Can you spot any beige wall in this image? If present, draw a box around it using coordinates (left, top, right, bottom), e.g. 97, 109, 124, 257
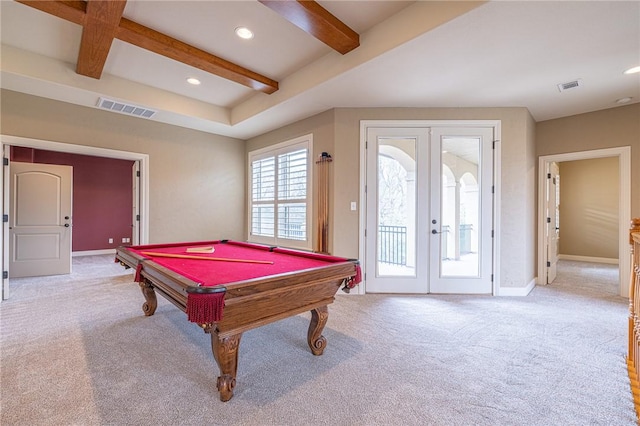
536, 103, 640, 219
558, 157, 619, 259
1, 89, 246, 243
248, 107, 538, 290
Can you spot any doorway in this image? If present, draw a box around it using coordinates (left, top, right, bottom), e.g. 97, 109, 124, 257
1, 134, 150, 300
362, 121, 497, 294
537, 147, 631, 297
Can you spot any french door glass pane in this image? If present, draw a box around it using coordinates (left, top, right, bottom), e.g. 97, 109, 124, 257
440, 137, 480, 277
377, 137, 416, 277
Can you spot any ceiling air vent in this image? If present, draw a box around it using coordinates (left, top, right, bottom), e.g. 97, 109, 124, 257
97, 97, 157, 119
557, 79, 583, 92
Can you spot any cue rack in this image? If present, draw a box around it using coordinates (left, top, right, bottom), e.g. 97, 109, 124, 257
316, 152, 332, 254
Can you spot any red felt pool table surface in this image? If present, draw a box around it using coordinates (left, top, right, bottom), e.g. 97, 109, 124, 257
115, 240, 360, 402
126, 239, 354, 287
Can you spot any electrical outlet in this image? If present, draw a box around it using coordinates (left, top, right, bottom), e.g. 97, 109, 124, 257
122, 237, 127, 243
108, 238, 113, 244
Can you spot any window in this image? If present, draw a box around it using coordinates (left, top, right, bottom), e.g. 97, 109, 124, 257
248, 135, 312, 249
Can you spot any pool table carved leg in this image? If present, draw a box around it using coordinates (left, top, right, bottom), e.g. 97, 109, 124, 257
308, 305, 329, 355
138, 280, 157, 316
207, 328, 242, 402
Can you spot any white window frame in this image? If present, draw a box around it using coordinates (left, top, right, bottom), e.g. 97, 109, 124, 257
248, 134, 313, 250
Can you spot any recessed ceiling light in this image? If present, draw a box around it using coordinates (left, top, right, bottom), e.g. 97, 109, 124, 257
624, 66, 640, 75
186, 77, 201, 85
616, 97, 633, 104
235, 26, 254, 40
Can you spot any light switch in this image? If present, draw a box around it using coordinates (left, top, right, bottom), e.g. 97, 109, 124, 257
350, 202, 357, 211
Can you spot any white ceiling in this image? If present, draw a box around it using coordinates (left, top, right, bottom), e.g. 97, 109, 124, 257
1, 1, 639, 140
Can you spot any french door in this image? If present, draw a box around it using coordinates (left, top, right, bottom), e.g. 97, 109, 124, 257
365, 125, 494, 294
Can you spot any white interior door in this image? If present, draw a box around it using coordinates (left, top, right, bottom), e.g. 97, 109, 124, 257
364, 125, 494, 294
546, 162, 560, 284
9, 162, 73, 278
428, 128, 494, 294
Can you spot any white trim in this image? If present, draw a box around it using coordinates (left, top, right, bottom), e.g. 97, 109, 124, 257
492, 125, 502, 296
558, 254, 619, 265
2, 145, 9, 300
537, 147, 631, 297
73, 249, 116, 257
498, 278, 536, 296
358, 120, 501, 295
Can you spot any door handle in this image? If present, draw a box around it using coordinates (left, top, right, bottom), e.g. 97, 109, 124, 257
432, 229, 443, 234
64, 224, 70, 228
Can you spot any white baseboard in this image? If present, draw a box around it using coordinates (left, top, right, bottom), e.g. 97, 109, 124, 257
498, 278, 536, 296
558, 254, 619, 265
72, 249, 116, 257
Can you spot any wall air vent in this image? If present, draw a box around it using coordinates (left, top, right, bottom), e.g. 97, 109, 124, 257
97, 97, 157, 119
557, 79, 583, 92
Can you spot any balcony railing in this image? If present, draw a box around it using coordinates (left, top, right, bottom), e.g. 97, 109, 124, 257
378, 223, 474, 265
378, 225, 407, 266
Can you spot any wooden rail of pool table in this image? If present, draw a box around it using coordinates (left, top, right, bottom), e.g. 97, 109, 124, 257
627, 218, 640, 420
115, 245, 358, 402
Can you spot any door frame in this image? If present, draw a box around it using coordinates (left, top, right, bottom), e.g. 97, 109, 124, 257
537, 147, 631, 297
1, 134, 150, 300
359, 120, 501, 295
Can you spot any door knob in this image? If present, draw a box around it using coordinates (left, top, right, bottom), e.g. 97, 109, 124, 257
64, 224, 70, 227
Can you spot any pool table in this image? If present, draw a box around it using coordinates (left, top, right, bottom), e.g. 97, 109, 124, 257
115, 240, 360, 401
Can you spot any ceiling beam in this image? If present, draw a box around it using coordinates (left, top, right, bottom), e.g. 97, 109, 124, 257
76, 0, 127, 79
259, 0, 359, 54
14, 0, 279, 94
117, 18, 278, 94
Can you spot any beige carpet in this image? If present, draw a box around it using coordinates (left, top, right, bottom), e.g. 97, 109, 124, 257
0, 256, 635, 425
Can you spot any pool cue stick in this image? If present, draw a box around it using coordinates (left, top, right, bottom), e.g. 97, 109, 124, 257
323, 156, 328, 252
318, 160, 324, 252
316, 156, 324, 252
321, 162, 327, 252
140, 251, 273, 264
316, 153, 332, 254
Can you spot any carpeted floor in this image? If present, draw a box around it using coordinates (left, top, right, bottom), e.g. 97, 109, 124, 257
0, 256, 635, 425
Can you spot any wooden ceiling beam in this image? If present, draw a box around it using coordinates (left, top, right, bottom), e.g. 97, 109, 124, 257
76, 0, 127, 79
116, 18, 278, 94
259, 0, 359, 54
14, 0, 279, 94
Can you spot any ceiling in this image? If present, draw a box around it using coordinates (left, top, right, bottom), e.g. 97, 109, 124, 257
1, 1, 639, 140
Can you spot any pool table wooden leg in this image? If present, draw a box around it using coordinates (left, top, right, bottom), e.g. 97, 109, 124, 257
209, 330, 242, 402
138, 280, 157, 316
308, 305, 329, 355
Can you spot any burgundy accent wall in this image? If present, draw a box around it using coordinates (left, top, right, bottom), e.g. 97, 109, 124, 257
10, 147, 134, 251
